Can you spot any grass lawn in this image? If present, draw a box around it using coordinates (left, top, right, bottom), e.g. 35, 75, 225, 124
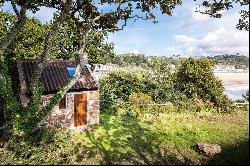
0, 110, 249, 165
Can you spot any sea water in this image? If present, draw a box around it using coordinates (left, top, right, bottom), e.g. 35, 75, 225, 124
224, 84, 249, 101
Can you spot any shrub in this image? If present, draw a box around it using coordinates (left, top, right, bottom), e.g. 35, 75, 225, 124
174, 58, 234, 111
2, 126, 73, 164
150, 102, 175, 114
242, 90, 249, 102
146, 58, 177, 103
128, 92, 155, 118
100, 67, 151, 113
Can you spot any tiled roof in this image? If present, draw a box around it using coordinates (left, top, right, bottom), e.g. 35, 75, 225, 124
17, 60, 98, 94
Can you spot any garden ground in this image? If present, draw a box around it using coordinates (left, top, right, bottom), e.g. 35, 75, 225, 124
0, 110, 249, 165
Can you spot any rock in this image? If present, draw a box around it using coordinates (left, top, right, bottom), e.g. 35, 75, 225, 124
197, 143, 221, 157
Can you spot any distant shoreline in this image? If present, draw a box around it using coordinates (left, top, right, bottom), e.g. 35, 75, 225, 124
214, 72, 249, 85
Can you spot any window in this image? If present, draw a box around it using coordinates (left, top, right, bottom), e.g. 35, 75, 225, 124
59, 95, 66, 109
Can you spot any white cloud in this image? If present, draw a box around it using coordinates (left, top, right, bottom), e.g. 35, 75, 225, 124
175, 35, 197, 43
131, 49, 140, 54
27, 7, 57, 23
174, 28, 249, 56
192, 7, 210, 22
106, 0, 248, 56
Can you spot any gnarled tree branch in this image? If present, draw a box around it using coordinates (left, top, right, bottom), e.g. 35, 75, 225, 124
0, 0, 29, 52
30, 0, 72, 88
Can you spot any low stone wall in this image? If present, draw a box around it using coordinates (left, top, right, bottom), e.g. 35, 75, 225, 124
40, 90, 100, 130
87, 91, 100, 125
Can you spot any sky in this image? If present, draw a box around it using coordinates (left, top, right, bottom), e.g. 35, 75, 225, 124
1, 0, 249, 57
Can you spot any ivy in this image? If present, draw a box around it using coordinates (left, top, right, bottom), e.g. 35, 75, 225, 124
0, 60, 22, 132
36, 89, 65, 124
19, 82, 44, 134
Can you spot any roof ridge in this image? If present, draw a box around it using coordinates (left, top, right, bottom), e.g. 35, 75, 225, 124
16, 60, 98, 95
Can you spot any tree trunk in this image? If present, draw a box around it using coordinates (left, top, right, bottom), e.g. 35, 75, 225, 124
0, 3, 28, 52
36, 64, 81, 122
30, 0, 72, 89
31, 27, 90, 130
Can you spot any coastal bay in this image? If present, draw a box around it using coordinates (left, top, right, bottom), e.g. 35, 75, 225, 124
214, 72, 249, 85
214, 72, 249, 100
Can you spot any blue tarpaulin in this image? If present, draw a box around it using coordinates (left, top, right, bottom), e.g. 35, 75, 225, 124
66, 67, 76, 77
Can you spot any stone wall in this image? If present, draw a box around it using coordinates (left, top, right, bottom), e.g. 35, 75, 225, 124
87, 91, 100, 125
40, 90, 100, 130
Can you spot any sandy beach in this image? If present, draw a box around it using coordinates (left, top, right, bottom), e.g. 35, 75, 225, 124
214, 72, 249, 85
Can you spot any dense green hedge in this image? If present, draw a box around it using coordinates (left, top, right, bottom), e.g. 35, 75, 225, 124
100, 58, 235, 115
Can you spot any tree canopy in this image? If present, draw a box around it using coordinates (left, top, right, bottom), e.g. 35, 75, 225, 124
195, 0, 249, 31
0, 0, 248, 134
174, 58, 234, 111
0, 11, 115, 73
0, 0, 184, 134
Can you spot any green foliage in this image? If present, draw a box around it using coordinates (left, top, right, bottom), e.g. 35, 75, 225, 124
197, 0, 249, 31
0, 111, 248, 165
237, 10, 249, 31
0, 59, 44, 134
0, 80, 44, 134
1, 126, 73, 165
52, 18, 115, 64
0, 11, 16, 38
86, 31, 115, 64
0, 11, 115, 64
100, 67, 151, 113
100, 57, 181, 114
128, 92, 155, 118
127, 92, 176, 118
239, 105, 249, 112
207, 54, 249, 69
243, 90, 249, 102
174, 58, 234, 112
6, 19, 48, 60
0, 0, 247, 138
0, 61, 21, 131
174, 96, 216, 113
129, 92, 154, 106
111, 54, 149, 67
100, 57, 237, 114
19, 82, 44, 134
0, 11, 116, 134
0, 11, 48, 61
147, 58, 177, 103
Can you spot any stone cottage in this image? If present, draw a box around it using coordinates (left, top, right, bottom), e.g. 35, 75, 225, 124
16, 60, 100, 130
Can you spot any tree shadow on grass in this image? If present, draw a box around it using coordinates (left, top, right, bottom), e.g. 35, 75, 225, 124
73, 114, 197, 165
206, 140, 249, 165
3, 126, 60, 161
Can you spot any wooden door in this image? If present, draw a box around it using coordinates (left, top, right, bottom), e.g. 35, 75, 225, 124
74, 94, 87, 126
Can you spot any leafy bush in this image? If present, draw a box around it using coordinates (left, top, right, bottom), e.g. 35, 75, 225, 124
100, 58, 236, 115
1, 126, 73, 165
242, 90, 249, 101
126, 92, 176, 119
100, 67, 151, 113
216, 95, 236, 112
147, 58, 178, 103
128, 92, 155, 118
174, 58, 234, 112
150, 102, 175, 114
